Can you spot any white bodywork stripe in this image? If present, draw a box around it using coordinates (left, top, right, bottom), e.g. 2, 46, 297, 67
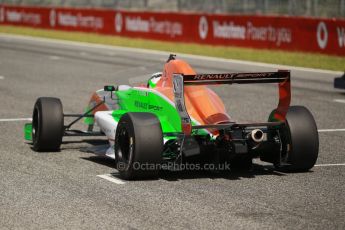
94, 111, 117, 141
94, 111, 117, 158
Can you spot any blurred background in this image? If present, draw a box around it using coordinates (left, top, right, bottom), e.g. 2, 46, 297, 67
1, 0, 344, 18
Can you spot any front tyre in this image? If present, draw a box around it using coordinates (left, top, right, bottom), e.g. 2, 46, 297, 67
32, 97, 64, 152
271, 106, 319, 172
115, 112, 163, 180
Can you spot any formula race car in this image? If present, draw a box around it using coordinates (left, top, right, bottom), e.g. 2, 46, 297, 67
24, 55, 319, 180
334, 72, 345, 90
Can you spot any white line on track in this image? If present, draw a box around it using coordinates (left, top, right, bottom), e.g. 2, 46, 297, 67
0, 76, 4, 80
0, 118, 32, 122
318, 129, 345, 132
315, 163, 345, 167
49, 55, 61, 60
97, 174, 126, 185
333, 99, 345, 104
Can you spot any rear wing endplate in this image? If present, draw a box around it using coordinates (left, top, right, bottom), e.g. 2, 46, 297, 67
173, 71, 291, 135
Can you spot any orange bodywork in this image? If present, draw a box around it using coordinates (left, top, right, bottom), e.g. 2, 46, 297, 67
86, 59, 231, 133
87, 92, 109, 113
155, 59, 231, 126
89, 60, 291, 133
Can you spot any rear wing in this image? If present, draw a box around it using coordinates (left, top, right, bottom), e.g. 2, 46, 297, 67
173, 70, 291, 135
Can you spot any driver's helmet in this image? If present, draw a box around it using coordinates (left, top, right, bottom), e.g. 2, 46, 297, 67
147, 72, 162, 88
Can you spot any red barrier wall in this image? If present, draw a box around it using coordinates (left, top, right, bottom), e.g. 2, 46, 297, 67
1, 5, 344, 56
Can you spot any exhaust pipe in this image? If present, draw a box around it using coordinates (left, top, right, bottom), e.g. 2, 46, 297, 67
249, 129, 265, 143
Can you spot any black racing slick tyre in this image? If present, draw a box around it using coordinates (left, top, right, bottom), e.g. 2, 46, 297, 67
115, 112, 163, 180
270, 106, 319, 172
32, 97, 64, 152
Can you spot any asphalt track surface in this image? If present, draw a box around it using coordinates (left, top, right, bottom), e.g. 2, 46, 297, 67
0, 34, 344, 229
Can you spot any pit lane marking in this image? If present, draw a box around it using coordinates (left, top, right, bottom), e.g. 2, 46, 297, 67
0, 118, 32, 122
333, 99, 345, 104
97, 174, 126, 185
314, 163, 345, 167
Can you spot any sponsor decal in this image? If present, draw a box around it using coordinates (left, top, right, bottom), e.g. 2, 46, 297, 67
126, 16, 149, 32
49, 9, 56, 27
0, 7, 4, 23
57, 12, 103, 29
211, 20, 291, 46
337, 27, 345, 48
198, 16, 208, 40
6, 10, 21, 22
134, 101, 147, 110
124, 15, 182, 37
213, 20, 246, 40
148, 104, 163, 111
192, 73, 275, 80
246, 22, 291, 46
317, 21, 328, 49
115, 12, 122, 33
5, 9, 41, 25
209, 19, 292, 46
193, 73, 234, 80
1, 5, 343, 56
134, 101, 162, 111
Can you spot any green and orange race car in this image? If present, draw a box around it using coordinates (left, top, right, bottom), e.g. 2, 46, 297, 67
24, 55, 319, 180
334, 72, 345, 90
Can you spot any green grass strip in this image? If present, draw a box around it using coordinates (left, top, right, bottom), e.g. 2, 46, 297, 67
0, 25, 344, 71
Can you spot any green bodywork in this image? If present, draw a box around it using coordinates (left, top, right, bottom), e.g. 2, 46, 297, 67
113, 88, 207, 135
87, 87, 208, 136
84, 106, 95, 125
24, 86, 208, 141
114, 89, 181, 133
24, 123, 32, 141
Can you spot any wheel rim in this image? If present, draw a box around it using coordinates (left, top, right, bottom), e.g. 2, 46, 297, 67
117, 127, 131, 164
32, 108, 39, 144
278, 124, 289, 163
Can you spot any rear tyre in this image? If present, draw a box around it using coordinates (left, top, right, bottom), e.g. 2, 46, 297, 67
32, 97, 64, 152
270, 106, 319, 172
115, 112, 163, 180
